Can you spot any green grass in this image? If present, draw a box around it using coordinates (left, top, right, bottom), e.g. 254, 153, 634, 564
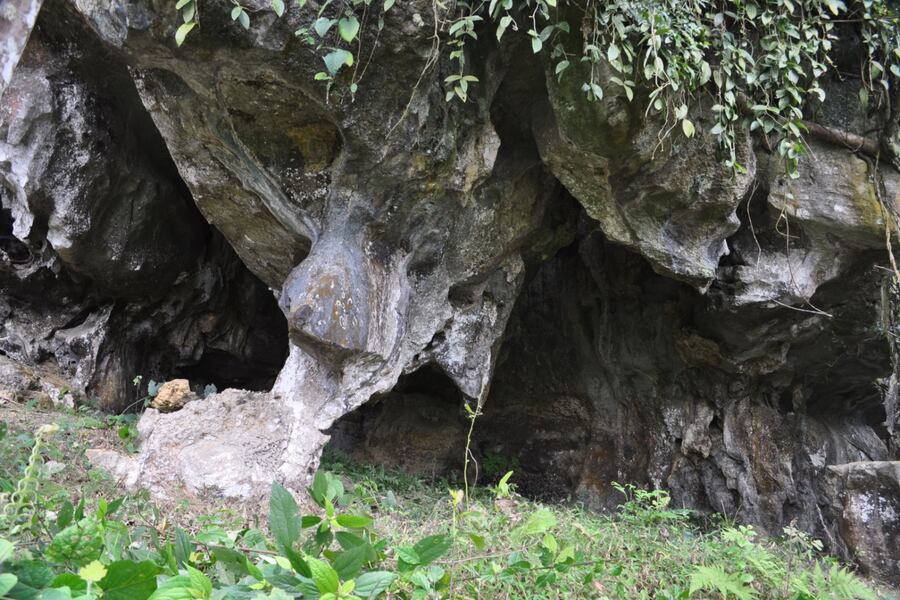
0, 407, 894, 599
319, 450, 886, 599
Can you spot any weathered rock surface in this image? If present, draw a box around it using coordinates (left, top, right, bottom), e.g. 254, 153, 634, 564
1, 0, 899, 584
88, 388, 295, 500
149, 378, 196, 412
825, 461, 900, 584
0, 7, 288, 410
0, 0, 42, 99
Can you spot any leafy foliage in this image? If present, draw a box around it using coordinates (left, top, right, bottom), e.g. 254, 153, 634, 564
459, 0, 900, 175
171, 0, 899, 176
0, 419, 884, 599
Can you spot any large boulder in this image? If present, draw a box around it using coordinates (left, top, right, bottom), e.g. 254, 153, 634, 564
825, 461, 900, 585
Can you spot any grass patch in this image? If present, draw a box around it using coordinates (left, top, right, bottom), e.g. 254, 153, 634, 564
0, 405, 894, 599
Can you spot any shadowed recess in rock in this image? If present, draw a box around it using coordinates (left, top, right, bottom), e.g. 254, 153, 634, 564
327, 363, 468, 477
0, 5, 291, 410
323, 226, 895, 568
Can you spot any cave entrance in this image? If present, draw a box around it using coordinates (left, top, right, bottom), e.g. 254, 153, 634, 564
169, 260, 290, 395
326, 363, 470, 478
324, 354, 594, 501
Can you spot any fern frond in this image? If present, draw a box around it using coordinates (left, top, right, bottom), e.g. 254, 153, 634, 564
689, 565, 756, 600
823, 565, 877, 600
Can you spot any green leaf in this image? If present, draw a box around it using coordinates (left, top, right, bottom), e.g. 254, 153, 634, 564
607, 43, 620, 62
301, 515, 322, 528
175, 0, 192, 9
98, 560, 160, 600
313, 17, 337, 38
174, 528, 192, 568
49, 574, 86, 595
306, 557, 339, 594
210, 547, 251, 578
519, 508, 557, 536
175, 22, 196, 47
0, 574, 17, 596
0, 539, 14, 563
271, 0, 285, 16
395, 546, 420, 565
230, 5, 242, 19
531, 36, 542, 53
187, 566, 212, 599
383, 0, 394, 10
682, 119, 696, 138
46, 518, 104, 566
338, 16, 360, 43
332, 545, 368, 580
323, 49, 352, 75
38, 588, 71, 600
238, 9, 250, 29
96, 498, 109, 519
78, 561, 106, 583
413, 535, 451, 565
7, 560, 53, 598
147, 585, 195, 600
335, 514, 374, 529
335, 531, 366, 550
326, 477, 344, 501
269, 482, 301, 552
284, 546, 311, 578
824, 0, 846, 15
496, 15, 512, 41
354, 571, 396, 598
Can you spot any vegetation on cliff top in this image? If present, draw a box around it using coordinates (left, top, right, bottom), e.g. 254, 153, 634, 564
173, 0, 900, 176
0, 406, 891, 599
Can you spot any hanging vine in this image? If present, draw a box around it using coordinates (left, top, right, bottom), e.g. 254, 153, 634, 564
172, 0, 899, 176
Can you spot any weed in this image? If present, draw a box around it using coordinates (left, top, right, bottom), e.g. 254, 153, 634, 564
0, 413, 885, 599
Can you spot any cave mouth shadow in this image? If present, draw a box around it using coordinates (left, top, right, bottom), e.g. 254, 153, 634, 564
326, 364, 470, 481
324, 357, 594, 502
160, 235, 291, 398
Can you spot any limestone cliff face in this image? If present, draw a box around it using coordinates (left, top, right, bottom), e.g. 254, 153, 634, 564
0, 0, 898, 584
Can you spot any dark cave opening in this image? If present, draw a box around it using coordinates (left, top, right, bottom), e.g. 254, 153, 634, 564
117, 226, 293, 403
0, 9, 293, 409
0, 208, 31, 264
322, 221, 897, 514
326, 363, 469, 478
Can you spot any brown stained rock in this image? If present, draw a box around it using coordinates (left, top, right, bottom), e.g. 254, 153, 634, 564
150, 379, 196, 413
